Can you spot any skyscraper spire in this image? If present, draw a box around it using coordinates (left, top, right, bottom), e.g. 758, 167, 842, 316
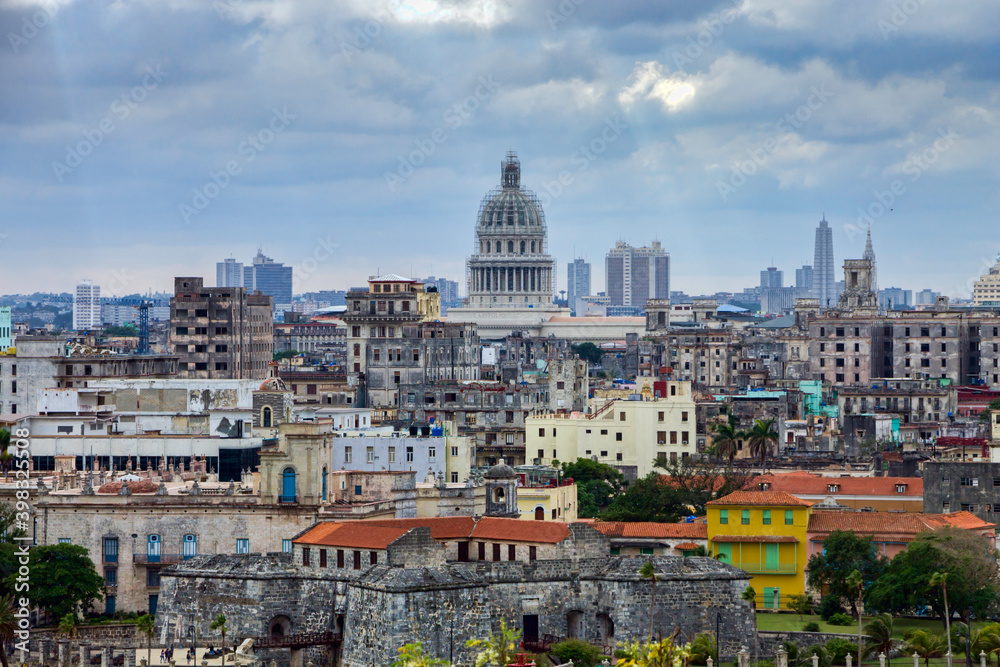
864, 224, 877, 295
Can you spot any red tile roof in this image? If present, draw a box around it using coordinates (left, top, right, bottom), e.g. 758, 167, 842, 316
808, 510, 996, 536
293, 522, 411, 549
471, 517, 570, 544
591, 521, 708, 539
752, 472, 923, 497
673, 542, 701, 550
361, 517, 476, 540
707, 490, 813, 507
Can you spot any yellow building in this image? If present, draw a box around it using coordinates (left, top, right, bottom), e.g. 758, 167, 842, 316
706, 490, 813, 610
526, 381, 697, 479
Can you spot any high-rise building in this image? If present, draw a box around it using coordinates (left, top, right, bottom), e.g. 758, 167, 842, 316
973, 256, 1000, 306
243, 249, 293, 318
605, 241, 669, 309
812, 216, 835, 310
795, 265, 814, 296
217, 258, 244, 288
880, 287, 912, 310
0, 307, 11, 352
170, 277, 273, 379
421, 276, 461, 309
759, 268, 795, 315
73, 280, 101, 330
567, 259, 591, 315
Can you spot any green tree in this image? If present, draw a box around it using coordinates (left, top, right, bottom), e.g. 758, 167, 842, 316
806, 531, 887, 617
600, 473, 691, 522
788, 594, 814, 621
57, 612, 77, 639
210, 613, 229, 664
136, 614, 155, 667
389, 643, 450, 667
866, 529, 999, 626
905, 630, 946, 667
104, 324, 139, 337
863, 613, 895, 665
709, 415, 745, 467
0, 594, 16, 667
0, 503, 27, 598
571, 342, 603, 366
466, 618, 521, 667
9, 544, 104, 620
561, 458, 624, 518
846, 570, 864, 667
688, 633, 718, 666
0, 429, 10, 479
639, 560, 658, 639
551, 639, 601, 667
273, 350, 299, 362
746, 418, 778, 467
979, 398, 1000, 423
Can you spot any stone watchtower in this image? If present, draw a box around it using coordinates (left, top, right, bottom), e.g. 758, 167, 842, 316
484, 459, 520, 518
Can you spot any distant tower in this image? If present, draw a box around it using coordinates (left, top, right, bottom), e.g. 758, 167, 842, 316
73, 280, 101, 330
567, 258, 591, 314
863, 225, 877, 295
484, 459, 519, 518
812, 216, 835, 310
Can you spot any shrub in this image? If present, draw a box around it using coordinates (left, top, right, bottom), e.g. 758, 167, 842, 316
827, 613, 853, 627
803, 622, 821, 632
824, 638, 858, 665
818, 595, 846, 621
551, 640, 602, 667
688, 633, 718, 665
802, 645, 830, 667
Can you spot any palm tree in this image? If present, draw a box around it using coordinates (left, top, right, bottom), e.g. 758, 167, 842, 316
952, 623, 1000, 667
847, 569, 864, 667
930, 572, 952, 660
864, 613, 895, 665
0, 428, 10, 480
210, 613, 229, 664
746, 418, 778, 468
710, 416, 744, 468
639, 560, 658, 640
58, 613, 78, 640
905, 630, 945, 667
136, 614, 155, 667
0, 594, 17, 667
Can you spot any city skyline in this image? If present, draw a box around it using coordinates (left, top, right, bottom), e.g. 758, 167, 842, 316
1, 2, 997, 299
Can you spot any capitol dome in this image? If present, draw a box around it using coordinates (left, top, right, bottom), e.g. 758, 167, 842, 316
465, 152, 556, 308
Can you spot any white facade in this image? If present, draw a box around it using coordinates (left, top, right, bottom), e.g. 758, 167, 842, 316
217, 258, 244, 288
73, 280, 101, 330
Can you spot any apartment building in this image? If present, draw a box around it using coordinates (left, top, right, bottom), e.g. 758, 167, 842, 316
170, 277, 274, 380
527, 381, 697, 480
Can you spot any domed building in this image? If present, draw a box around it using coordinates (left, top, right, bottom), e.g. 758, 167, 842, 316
448, 152, 570, 337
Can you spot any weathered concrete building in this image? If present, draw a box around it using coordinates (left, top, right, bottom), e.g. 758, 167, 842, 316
922, 461, 1000, 524
155, 516, 754, 667
170, 277, 274, 380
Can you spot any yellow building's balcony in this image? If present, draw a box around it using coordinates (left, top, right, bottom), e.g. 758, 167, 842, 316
732, 562, 798, 575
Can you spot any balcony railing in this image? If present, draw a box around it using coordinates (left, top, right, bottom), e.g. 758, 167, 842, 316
278, 495, 297, 504
132, 553, 185, 565
733, 562, 797, 574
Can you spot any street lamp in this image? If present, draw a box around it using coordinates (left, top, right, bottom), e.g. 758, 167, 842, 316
716, 611, 722, 667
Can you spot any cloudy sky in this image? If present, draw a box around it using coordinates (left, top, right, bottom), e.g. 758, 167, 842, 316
1, 0, 997, 299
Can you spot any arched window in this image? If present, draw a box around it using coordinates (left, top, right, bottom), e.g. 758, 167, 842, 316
520, 241, 525, 254
494, 487, 505, 502
262, 406, 272, 428
507, 241, 514, 253
182, 534, 198, 559
281, 467, 296, 503
322, 467, 328, 502
495, 241, 501, 253
534, 506, 544, 521
531, 241, 536, 253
